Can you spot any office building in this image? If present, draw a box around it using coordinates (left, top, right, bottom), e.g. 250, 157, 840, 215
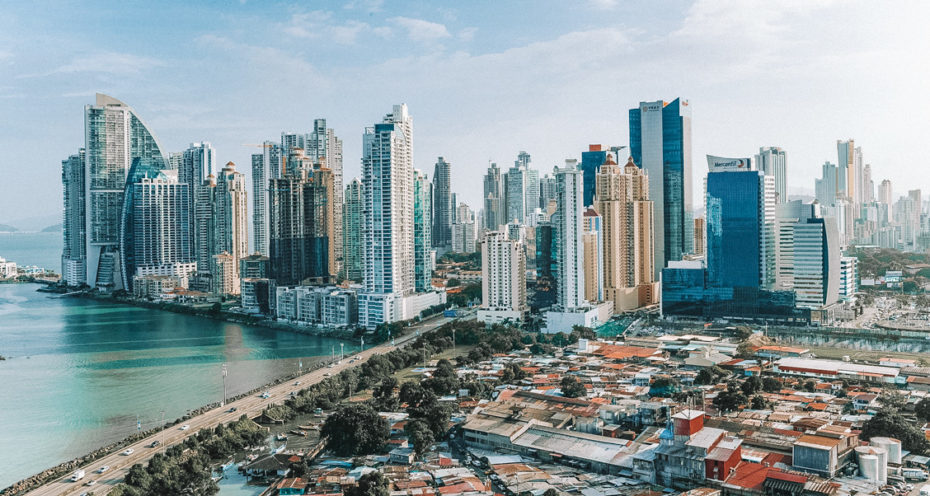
483, 162, 503, 232
693, 217, 705, 257
343, 178, 363, 282
61, 149, 86, 286
251, 141, 284, 256
815, 162, 838, 206
594, 156, 658, 311
82, 94, 170, 290
180, 142, 215, 265
629, 98, 692, 276
878, 179, 893, 223
839, 256, 858, 301
432, 157, 452, 248
193, 176, 215, 274
755, 146, 786, 204
478, 230, 527, 325
413, 170, 433, 292
538, 170, 558, 212
837, 139, 863, 205
775, 201, 841, 309
705, 162, 775, 290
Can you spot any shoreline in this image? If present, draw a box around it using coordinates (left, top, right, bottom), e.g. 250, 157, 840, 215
0, 349, 345, 496
35, 282, 364, 344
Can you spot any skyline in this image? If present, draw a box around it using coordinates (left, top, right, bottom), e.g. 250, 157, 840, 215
2, 1, 930, 226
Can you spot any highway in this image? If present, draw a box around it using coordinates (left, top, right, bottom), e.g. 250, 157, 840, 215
24, 310, 472, 496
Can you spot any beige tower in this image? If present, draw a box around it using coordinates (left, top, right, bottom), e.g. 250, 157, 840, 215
594, 156, 657, 311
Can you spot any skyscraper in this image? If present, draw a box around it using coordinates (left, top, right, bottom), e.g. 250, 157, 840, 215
268, 154, 334, 286
582, 208, 603, 303
538, 170, 558, 212
553, 166, 585, 310
477, 230, 527, 325
451, 203, 476, 254
815, 161, 838, 206
213, 161, 249, 287
61, 149, 86, 286
483, 162, 503, 232
580, 145, 622, 207
705, 164, 775, 290
594, 156, 657, 311
413, 170, 433, 292
775, 201, 841, 309
180, 142, 215, 271
837, 139, 862, 204
504, 152, 538, 225
431, 157, 452, 248
305, 119, 344, 270
343, 178, 364, 282
251, 141, 284, 256
83, 94, 170, 290
359, 104, 415, 328
629, 98, 692, 277
193, 175, 215, 275
121, 171, 194, 291
755, 146, 787, 204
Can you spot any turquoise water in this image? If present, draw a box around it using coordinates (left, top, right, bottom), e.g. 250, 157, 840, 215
0, 231, 62, 271
0, 283, 358, 489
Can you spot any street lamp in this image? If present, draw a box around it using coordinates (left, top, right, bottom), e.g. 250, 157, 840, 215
340, 343, 344, 362
221, 363, 228, 407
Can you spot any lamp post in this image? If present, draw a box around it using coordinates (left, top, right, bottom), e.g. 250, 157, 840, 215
221, 363, 228, 407
340, 343, 344, 362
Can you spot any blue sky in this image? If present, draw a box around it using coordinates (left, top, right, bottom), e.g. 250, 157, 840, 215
1, 0, 929, 228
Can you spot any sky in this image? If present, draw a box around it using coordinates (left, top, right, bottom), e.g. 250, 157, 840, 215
1, 0, 929, 229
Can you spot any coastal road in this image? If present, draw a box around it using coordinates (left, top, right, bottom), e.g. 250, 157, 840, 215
25, 310, 474, 496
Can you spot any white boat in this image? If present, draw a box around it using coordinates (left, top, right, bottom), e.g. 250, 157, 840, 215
272, 444, 286, 454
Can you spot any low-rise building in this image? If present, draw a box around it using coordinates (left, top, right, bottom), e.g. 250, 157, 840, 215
276, 286, 357, 327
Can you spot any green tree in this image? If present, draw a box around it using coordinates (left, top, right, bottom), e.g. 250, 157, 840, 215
862, 407, 930, 454
802, 380, 816, 392
649, 377, 678, 398
750, 395, 771, 410
346, 471, 391, 496
373, 377, 400, 411
916, 398, 930, 421
761, 377, 781, 393
741, 376, 763, 396
713, 385, 748, 413
560, 376, 586, 398
321, 403, 389, 456
405, 419, 435, 458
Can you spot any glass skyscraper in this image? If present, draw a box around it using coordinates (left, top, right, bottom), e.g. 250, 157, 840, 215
629, 98, 692, 278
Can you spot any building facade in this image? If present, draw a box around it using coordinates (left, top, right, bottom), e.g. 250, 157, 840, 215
431, 157, 452, 249
413, 170, 433, 292
755, 146, 787, 204
629, 98, 693, 277
343, 178, 364, 281
61, 149, 86, 286
478, 230, 527, 324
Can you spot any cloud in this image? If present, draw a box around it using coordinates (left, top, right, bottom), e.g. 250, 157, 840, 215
282, 11, 370, 45
19, 51, 166, 78
588, 0, 618, 9
389, 16, 451, 42
343, 0, 383, 13
458, 27, 477, 42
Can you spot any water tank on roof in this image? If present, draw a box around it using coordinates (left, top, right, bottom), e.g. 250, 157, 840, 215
871, 437, 903, 465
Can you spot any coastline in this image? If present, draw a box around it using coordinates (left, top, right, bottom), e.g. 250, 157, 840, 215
35, 282, 364, 344
0, 349, 341, 496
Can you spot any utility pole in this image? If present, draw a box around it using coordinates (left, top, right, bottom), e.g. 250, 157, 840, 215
340, 343, 345, 362
221, 363, 228, 407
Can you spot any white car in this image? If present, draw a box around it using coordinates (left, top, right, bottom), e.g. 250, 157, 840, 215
294, 381, 301, 386
180, 424, 190, 431
122, 448, 134, 456
84, 480, 97, 486
97, 466, 109, 474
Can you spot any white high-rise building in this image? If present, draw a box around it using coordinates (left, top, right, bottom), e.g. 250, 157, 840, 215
755, 147, 787, 204
839, 256, 858, 301
478, 230, 527, 325
554, 166, 585, 310
359, 104, 416, 328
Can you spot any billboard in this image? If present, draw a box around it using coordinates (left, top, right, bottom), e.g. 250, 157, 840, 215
707, 155, 753, 172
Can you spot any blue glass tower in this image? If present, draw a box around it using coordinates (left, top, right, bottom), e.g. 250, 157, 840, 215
629, 98, 692, 277
706, 171, 763, 289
